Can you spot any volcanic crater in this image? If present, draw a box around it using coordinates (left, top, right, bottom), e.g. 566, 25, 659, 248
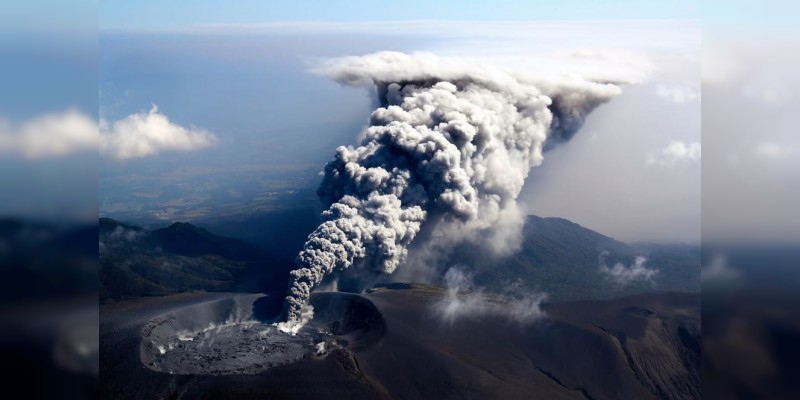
140, 292, 386, 375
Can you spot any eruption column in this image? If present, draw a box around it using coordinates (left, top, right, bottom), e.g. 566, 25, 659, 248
277, 52, 620, 334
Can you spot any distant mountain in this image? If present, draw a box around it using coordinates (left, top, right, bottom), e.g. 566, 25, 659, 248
100, 214, 699, 303
197, 207, 322, 262
99, 219, 292, 302
146, 222, 266, 262
457, 215, 699, 302
100, 217, 141, 235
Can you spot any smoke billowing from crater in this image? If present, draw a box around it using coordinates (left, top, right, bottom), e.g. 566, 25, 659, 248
277, 52, 620, 333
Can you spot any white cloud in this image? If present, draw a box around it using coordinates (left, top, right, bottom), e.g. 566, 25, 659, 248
100, 105, 217, 160
754, 141, 800, 159
655, 83, 699, 103
0, 109, 98, 159
647, 141, 701, 166
599, 256, 658, 285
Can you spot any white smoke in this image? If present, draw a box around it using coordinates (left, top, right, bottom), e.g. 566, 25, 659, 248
434, 267, 547, 325
275, 303, 314, 335
281, 52, 620, 331
599, 255, 658, 286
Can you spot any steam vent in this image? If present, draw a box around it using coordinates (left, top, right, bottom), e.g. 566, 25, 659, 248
140, 293, 385, 375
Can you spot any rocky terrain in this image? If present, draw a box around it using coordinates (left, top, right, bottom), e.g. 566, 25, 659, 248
100, 286, 699, 399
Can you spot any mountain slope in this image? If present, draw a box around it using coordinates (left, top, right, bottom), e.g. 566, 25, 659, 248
99, 219, 292, 301
100, 215, 699, 303
458, 215, 699, 302
0, 218, 98, 301
146, 222, 266, 261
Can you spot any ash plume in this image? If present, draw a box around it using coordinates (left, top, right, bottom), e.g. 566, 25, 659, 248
277, 52, 620, 333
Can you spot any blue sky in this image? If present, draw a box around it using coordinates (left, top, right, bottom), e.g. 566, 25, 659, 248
99, 0, 700, 30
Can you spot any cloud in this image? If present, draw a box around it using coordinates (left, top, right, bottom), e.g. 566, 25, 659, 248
0, 109, 98, 159
655, 83, 699, 103
599, 256, 658, 286
754, 141, 800, 159
100, 105, 217, 160
433, 267, 547, 325
0, 106, 217, 161
647, 141, 701, 166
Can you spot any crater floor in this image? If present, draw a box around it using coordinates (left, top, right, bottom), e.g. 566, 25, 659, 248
140, 292, 386, 375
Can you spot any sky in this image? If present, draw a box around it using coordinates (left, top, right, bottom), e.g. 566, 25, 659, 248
0, 2, 97, 221
99, 1, 700, 30
7, 1, 796, 244
93, 18, 702, 244
0, 1, 708, 241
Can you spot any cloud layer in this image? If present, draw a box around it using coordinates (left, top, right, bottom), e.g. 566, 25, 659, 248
100, 105, 217, 160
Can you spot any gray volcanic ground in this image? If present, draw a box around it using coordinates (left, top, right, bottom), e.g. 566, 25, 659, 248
140, 293, 384, 375
100, 286, 699, 400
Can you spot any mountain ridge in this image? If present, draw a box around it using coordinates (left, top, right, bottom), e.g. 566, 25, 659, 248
99, 214, 699, 303
99, 218, 291, 301
454, 215, 699, 302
